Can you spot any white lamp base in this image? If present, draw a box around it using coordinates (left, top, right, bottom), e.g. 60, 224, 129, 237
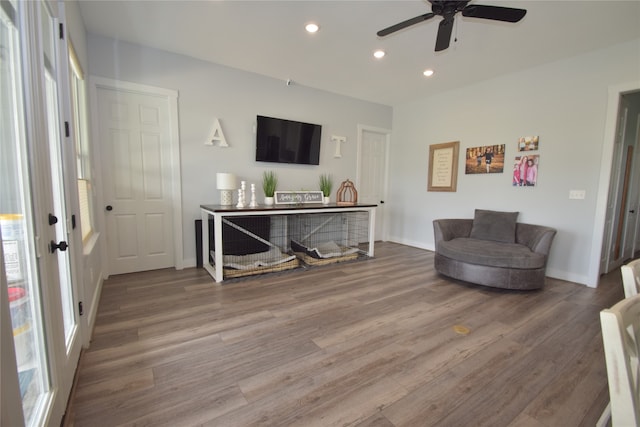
220, 189, 233, 206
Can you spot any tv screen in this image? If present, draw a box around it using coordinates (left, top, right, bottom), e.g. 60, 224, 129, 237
255, 115, 321, 165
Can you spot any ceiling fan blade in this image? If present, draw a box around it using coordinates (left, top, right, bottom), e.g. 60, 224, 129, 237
461, 5, 526, 23
435, 18, 454, 51
377, 13, 435, 37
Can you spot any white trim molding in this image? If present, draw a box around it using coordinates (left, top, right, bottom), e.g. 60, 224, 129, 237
591, 80, 640, 287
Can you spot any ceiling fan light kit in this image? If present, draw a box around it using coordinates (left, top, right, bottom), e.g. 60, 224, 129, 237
377, 0, 527, 52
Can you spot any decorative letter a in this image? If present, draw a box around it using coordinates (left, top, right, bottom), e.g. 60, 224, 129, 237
207, 118, 229, 147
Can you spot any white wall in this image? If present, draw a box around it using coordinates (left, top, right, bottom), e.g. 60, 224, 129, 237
389, 38, 640, 286
85, 34, 393, 267
64, 1, 88, 68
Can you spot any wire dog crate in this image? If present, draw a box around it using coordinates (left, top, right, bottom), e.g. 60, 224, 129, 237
207, 210, 372, 279
289, 211, 370, 266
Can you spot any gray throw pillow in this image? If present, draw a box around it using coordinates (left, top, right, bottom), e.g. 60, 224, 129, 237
469, 209, 519, 243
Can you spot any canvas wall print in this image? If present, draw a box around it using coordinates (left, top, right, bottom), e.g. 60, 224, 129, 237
465, 144, 505, 174
517, 136, 539, 152
513, 154, 539, 186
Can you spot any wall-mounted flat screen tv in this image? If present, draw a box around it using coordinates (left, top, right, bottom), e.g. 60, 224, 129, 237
255, 115, 322, 165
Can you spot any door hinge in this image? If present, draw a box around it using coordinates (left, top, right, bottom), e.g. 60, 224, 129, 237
71, 214, 76, 229
59, 23, 64, 40
78, 301, 84, 316
64, 121, 70, 137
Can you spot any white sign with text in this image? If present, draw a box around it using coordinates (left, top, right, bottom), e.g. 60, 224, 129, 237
275, 191, 324, 204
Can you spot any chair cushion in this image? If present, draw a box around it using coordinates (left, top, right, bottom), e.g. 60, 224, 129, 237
437, 237, 546, 269
470, 209, 519, 243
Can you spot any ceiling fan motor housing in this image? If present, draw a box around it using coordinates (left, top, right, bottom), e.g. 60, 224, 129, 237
430, 0, 470, 17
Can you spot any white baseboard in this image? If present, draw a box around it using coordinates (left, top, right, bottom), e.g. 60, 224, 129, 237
84, 273, 104, 348
545, 268, 593, 287
387, 237, 435, 252
182, 258, 197, 269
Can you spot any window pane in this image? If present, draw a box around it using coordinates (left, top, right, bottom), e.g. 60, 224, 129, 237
69, 42, 94, 241
77, 179, 91, 241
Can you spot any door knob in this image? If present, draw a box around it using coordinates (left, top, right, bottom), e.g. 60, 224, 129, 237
48, 213, 58, 225
630, 210, 636, 214
50, 240, 68, 253
105, 205, 113, 211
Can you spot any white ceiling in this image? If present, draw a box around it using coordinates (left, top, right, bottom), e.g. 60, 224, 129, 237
77, 0, 640, 106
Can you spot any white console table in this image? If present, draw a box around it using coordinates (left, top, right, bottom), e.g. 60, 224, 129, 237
200, 203, 376, 282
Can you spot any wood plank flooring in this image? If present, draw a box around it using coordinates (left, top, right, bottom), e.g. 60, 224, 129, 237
63, 242, 623, 426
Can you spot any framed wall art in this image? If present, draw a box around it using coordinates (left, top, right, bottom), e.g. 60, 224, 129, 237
513, 154, 539, 187
465, 144, 505, 174
428, 141, 459, 192
517, 136, 539, 152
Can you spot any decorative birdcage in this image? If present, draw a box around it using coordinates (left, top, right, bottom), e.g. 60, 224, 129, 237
336, 179, 358, 205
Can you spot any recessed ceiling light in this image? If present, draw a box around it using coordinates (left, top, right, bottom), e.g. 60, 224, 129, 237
423, 69, 435, 77
305, 23, 319, 33
373, 50, 386, 59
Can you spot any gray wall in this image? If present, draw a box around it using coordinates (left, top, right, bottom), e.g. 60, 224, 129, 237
85, 30, 640, 286
389, 38, 640, 286
86, 34, 393, 266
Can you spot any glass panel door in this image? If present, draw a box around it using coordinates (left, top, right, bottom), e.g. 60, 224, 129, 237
0, 1, 51, 425
44, 40, 76, 347
41, 2, 77, 354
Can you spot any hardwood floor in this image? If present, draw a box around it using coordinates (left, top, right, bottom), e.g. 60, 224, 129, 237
64, 242, 622, 426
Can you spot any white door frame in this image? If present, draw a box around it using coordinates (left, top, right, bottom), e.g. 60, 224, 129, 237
89, 77, 183, 278
356, 124, 391, 242
633, 118, 640, 256
620, 115, 640, 260
591, 80, 640, 286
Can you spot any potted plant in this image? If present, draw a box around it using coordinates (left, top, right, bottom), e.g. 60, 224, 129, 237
262, 170, 277, 205
319, 173, 333, 204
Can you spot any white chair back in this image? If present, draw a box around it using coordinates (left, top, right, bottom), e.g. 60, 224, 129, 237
621, 258, 640, 298
600, 293, 640, 426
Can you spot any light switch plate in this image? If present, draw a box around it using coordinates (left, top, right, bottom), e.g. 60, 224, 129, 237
569, 190, 586, 200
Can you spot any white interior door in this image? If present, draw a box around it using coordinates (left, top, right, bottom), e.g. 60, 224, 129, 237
602, 103, 626, 273
357, 125, 390, 241
97, 86, 176, 275
635, 132, 640, 255
621, 146, 638, 261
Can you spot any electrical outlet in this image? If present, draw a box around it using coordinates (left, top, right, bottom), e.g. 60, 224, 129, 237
569, 190, 586, 200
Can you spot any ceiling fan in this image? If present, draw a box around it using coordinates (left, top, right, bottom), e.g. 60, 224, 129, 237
377, 0, 527, 52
